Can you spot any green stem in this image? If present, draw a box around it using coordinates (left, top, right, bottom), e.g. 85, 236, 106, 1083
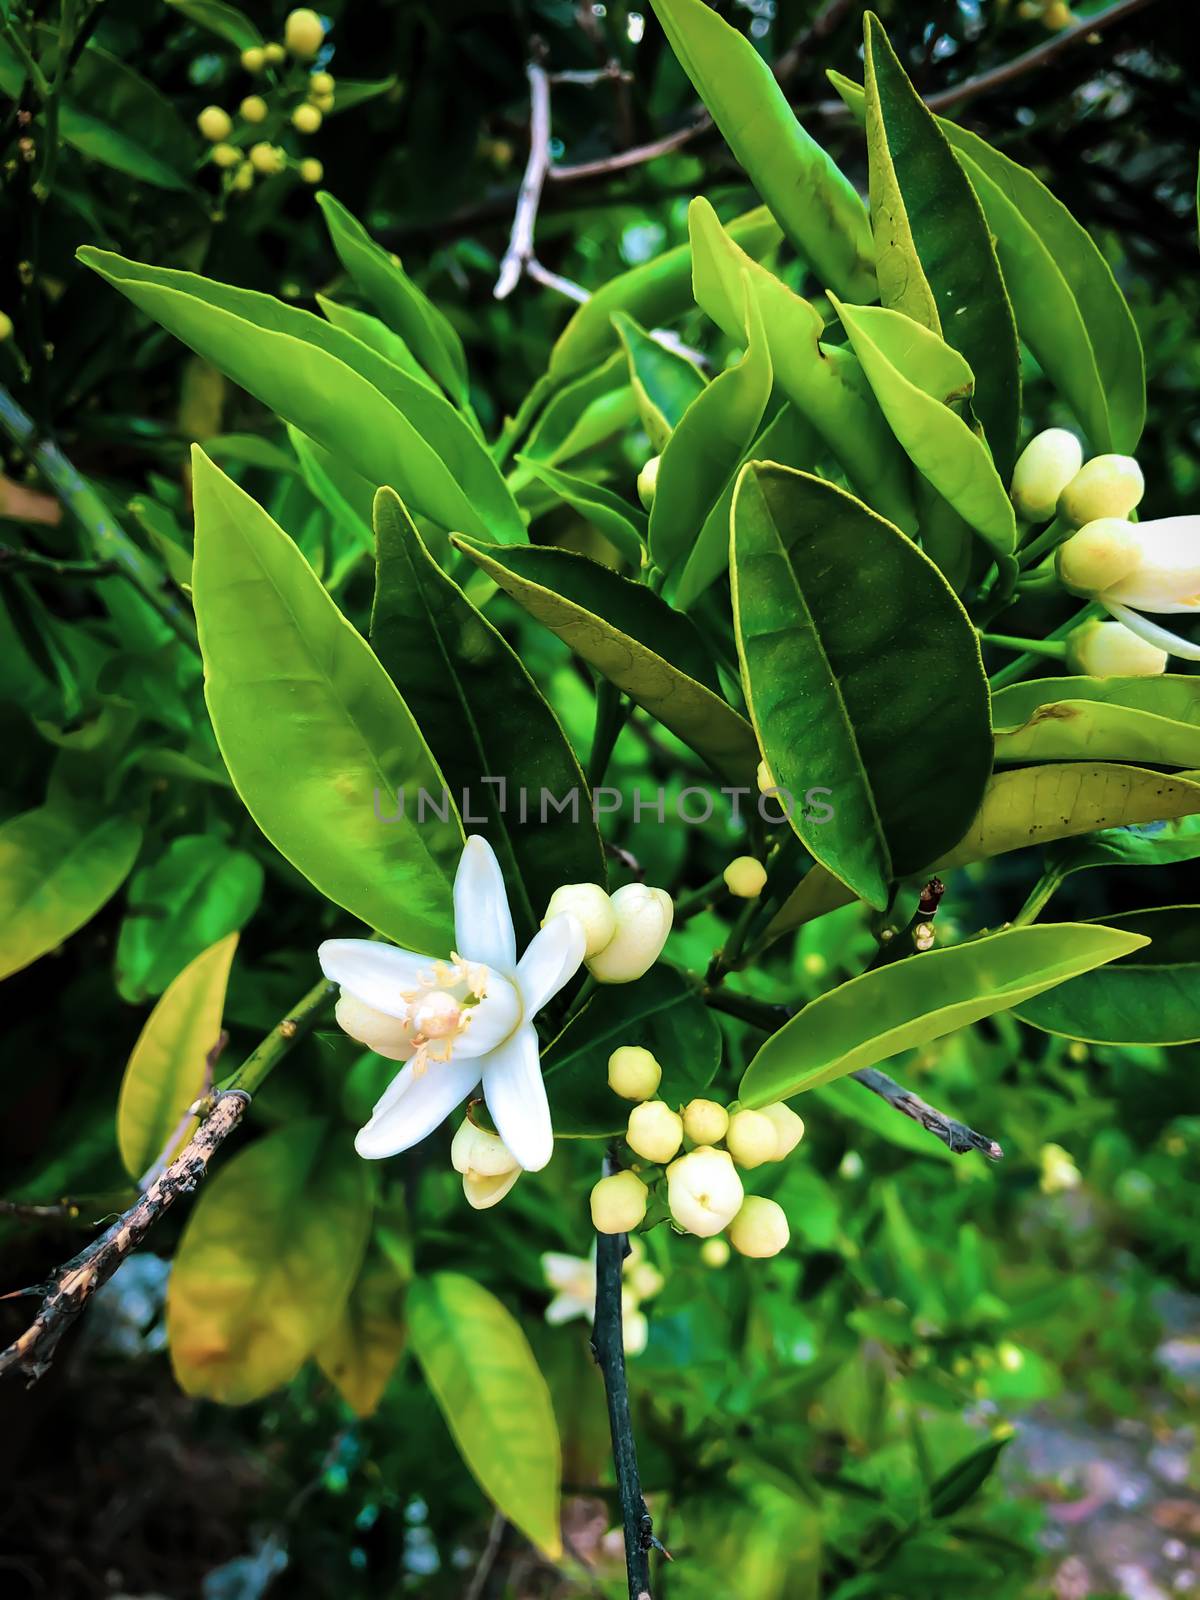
988, 603, 1100, 690
1013, 865, 1068, 927
673, 871, 729, 923
1018, 515, 1071, 569
492, 371, 556, 470
979, 632, 1067, 659
701, 986, 792, 1030
221, 976, 335, 1095
0, 544, 119, 579
706, 894, 760, 985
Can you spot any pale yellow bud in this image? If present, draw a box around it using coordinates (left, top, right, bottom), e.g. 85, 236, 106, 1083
241, 46, 266, 72
312, 90, 335, 111
240, 94, 268, 124
760, 1101, 805, 1160
1038, 1142, 1082, 1195
1009, 428, 1082, 521
590, 1170, 649, 1233
298, 157, 324, 184
627, 1260, 664, 1300
666, 1146, 743, 1236
637, 454, 660, 509
1042, 1, 1074, 29
249, 141, 284, 174
1058, 454, 1144, 528
232, 161, 255, 191
544, 882, 616, 959
756, 758, 774, 794
309, 70, 335, 96
1065, 618, 1166, 679
607, 1045, 662, 1102
0, 310, 12, 342
682, 1098, 728, 1146
1056, 517, 1141, 598
725, 1108, 779, 1169
263, 42, 287, 63
197, 105, 233, 142
624, 1309, 649, 1355
211, 142, 241, 168
729, 1196, 790, 1258
626, 1101, 684, 1164
451, 1120, 521, 1209
723, 855, 767, 898
285, 7, 326, 58
292, 101, 322, 133
700, 1236, 731, 1268
334, 993, 412, 1059
586, 883, 673, 983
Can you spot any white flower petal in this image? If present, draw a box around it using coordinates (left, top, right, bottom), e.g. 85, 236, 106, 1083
355, 1055, 480, 1160
451, 970, 523, 1060
516, 914, 586, 1016
542, 1252, 594, 1295
1105, 603, 1200, 661
463, 1167, 521, 1210
545, 1291, 594, 1326
482, 1023, 553, 1172
454, 835, 517, 974
319, 939, 431, 1019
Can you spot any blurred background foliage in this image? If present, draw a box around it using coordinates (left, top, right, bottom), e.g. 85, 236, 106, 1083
2, 1, 1200, 1597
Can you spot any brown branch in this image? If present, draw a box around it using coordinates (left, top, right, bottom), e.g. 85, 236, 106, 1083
851, 1068, 1003, 1160
0, 1090, 250, 1384
0, 1198, 87, 1225
136, 1029, 227, 1192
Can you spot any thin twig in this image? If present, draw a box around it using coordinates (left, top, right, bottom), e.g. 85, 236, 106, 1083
464, 1511, 509, 1600
851, 1068, 1003, 1160
495, 62, 553, 300
591, 1149, 658, 1599
526, 257, 589, 303
0, 1199, 86, 1224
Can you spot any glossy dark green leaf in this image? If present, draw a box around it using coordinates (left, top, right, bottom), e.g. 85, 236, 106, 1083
317, 192, 470, 407
613, 311, 707, 450
649, 289, 772, 576
191, 450, 461, 954
1014, 907, 1200, 1045
929, 1434, 1012, 1519
543, 967, 721, 1135
452, 538, 760, 783
408, 1273, 561, 1558
371, 489, 605, 943
1048, 815, 1200, 878
863, 16, 1020, 476
324, 77, 398, 114
165, 0, 262, 47
992, 676, 1200, 767
168, 1120, 373, 1404
650, 0, 875, 299
731, 464, 992, 908
688, 196, 916, 535
116, 834, 263, 1002
740, 922, 1147, 1104
516, 456, 646, 568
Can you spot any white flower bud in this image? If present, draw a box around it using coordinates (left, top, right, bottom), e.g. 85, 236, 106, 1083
1065, 618, 1167, 679
666, 1146, 743, 1236
723, 855, 767, 898
729, 1196, 790, 1258
544, 882, 616, 959
1056, 517, 1141, 598
756, 758, 774, 794
334, 992, 412, 1060
725, 1108, 779, 1170
637, 455, 660, 510
682, 1098, 728, 1146
451, 1120, 521, 1210
1057, 516, 1200, 613
608, 1045, 662, 1102
700, 1236, 730, 1268
627, 1260, 664, 1301
590, 1170, 649, 1233
760, 1102, 806, 1160
1010, 428, 1083, 522
626, 1101, 684, 1164
285, 7, 326, 58
197, 105, 233, 142
1058, 454, 1144, 527
586, 884, 673, 983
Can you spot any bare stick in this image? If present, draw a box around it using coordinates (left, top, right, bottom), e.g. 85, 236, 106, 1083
495, 62, 553, 300
526, 257, 589, 303
851, 1068, 1003, 1160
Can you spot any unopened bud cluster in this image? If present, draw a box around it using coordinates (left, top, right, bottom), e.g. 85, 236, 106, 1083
543, 881, 673, 984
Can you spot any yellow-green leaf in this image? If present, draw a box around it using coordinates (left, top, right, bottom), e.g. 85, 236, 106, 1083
992, 676, 1200, 767
315, 1239, 408, 1417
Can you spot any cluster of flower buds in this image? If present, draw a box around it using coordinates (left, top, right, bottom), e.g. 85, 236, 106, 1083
590, 1045, 804, 1261
195, 11, 332, 194
542, 881, 673, 984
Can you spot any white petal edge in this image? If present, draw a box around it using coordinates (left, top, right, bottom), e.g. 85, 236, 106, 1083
481, 1022, 553, 1172
542, 1252, 593, 1294
516, 913, 586, 1017
355, 1054, 480, 1159
545, 1291, 594, 1326
319, 938, 433, 1019
1104, 602, 1200, 661
453, 835, 517, 974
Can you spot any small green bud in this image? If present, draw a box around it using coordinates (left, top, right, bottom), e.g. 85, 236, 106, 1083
636, 454, 660, 510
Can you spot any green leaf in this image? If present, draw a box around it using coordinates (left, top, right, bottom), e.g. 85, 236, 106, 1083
191, 450, 461, 954
324, 77, 398, 114
316, 192, 470, 407
168, 1120, 373, 1404
452, 538, 760, 784
992, 675, 1200, 767
613, 311, 707, 450
317, 293, 436, 390
831, 299, 1017, 557
548, 206, 780, 384
862, 15, 1020, 476
1014, 906, 1200, 1045
740, 922, 1147, 1104
650, 0, 874, 300
288, 427, 376, 556
370, 490, 606, 944
688, 196, 916, 534
928, 1434, 1012, 1519
115, 834, 263, 1002
543, 966, 722, 1135
1048, 815, 1200, 878
0, 803, 142, 983
79, 248, 523, 542
408, 1272, 562, 1558
649, 288, 772, 577
128, 495, 194, 589
522, 351, 635, 467
315, 1238, 408, 1417
516, 456, 646, 568
116, 932, 238, 1181
731, 464, 992, 909
165, 0, 262, 48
